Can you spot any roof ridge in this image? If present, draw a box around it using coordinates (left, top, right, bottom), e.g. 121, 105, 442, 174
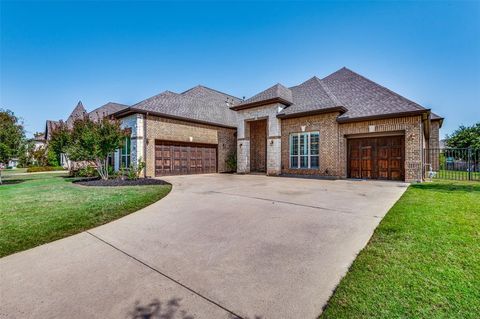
324, 67, 425, 110
316, 77, 342, 106
181, 85, 241, 101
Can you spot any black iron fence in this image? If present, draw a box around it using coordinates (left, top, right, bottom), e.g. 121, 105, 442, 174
423, 148, 480, 181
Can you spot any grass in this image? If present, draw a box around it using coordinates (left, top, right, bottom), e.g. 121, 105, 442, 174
0, 172, 171, 257
432, 169, 480, 181
321, 180, 480, 319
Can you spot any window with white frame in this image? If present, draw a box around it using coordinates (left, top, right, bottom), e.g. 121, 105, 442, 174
289, 132, 319, 169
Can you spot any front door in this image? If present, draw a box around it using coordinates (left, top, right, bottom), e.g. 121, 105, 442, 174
249, 120, 267, 172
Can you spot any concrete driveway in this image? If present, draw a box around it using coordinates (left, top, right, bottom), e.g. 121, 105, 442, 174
0, 174, 407, 319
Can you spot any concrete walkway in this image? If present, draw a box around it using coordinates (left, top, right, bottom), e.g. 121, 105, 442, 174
0, 174, 408, 319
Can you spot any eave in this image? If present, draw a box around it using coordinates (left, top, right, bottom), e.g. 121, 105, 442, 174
111, 107, 237, 129
336, 109, 430, 123
276, 106, 348, 119
230, 97, 293, 111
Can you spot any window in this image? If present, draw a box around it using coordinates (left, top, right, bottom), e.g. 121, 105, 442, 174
289, 132, 319, 169
121, 136, 131, 168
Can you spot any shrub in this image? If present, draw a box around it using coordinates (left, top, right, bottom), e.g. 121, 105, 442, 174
26, 166, 65, 173
226, 151, 237, 172
71, 165, 99, 178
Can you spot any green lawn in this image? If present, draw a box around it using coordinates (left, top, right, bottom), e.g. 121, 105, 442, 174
432, 169, 480, 181
0, 172, 171, 257
321, 181, 480, 319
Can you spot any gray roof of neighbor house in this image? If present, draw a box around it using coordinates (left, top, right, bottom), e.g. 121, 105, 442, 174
66, 101, 87, 127
127, 85, 242, 127
88, 102, 128, 122
45, 120, 60, 140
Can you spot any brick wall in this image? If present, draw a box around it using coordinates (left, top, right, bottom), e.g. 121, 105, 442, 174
280, 114, 424, 182
281, 112, 341, 176
429, 120, 440, 149
145, 115, 237, 177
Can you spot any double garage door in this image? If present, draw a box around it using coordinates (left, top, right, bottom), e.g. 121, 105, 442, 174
155, 141, 217, 176
348, 136, 405, 181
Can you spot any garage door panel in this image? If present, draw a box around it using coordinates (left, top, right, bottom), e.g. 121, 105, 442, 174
155, 141, 217, 176
348, 136, 404, 181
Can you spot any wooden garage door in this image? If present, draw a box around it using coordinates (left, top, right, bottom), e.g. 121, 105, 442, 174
348, 136, 404, 181
155, 141, 217, 176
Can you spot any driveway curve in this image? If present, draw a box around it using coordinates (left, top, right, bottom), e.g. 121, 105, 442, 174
0, 174, 407, 319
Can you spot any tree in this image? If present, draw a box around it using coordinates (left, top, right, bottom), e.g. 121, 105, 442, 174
49, 121, 72, 168
66, 117, 126, 180
445, 123, 480, 149
0, 109, 25, 184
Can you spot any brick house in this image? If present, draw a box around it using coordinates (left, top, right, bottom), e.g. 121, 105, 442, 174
111, 67, 443, 182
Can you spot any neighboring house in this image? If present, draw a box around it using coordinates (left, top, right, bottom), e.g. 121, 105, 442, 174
32, 133, 46, 151
111, 67, 443, 182
7, 158, 19, 169
44, 101, 128, 168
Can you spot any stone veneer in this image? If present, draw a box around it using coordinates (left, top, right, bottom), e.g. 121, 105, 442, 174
116, 113, 145, 171
236, 103, 283, 175
144, 115, 236, 177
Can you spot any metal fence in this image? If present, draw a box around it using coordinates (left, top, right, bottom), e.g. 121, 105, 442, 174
423, 148, 480, 181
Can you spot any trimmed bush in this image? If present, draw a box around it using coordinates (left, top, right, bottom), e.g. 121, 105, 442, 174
26, 166, 65, 173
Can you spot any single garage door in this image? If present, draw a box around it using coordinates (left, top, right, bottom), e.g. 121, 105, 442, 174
348, 136, 405, 181
155, 140, 217, 176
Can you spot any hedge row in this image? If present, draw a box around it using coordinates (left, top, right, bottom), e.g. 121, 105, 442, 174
26, 166, 65, 173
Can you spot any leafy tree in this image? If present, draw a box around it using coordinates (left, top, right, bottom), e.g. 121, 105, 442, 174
49, 121, 71, 168
66, 117, 126, 180
0, 109, 25, 184
445, 123, 480, 149
0, 109, 25, 165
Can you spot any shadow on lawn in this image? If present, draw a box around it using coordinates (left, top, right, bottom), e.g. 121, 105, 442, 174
411, 182, 480, 192
0, 179, 25, 185
127, 298, 263, 319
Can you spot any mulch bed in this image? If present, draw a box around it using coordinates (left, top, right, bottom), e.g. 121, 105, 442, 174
73, 178, 170, 187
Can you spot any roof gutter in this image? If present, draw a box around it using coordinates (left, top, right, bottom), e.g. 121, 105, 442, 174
276, 106, 348, 119
230, 97, 293, 111
111, 107, 237, 129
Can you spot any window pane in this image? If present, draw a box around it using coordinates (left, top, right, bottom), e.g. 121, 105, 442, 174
300, 156, 308, 168
300, 133, 308, 155
290, 135, 298, 155
310, 133, 319, 155
290, 156, 298, 168
311, 155, 319, 168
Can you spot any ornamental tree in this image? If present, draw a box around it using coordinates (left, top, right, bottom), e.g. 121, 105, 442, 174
66, 117, 127, 180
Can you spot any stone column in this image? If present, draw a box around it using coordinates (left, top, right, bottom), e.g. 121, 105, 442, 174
266, 112, 282, 175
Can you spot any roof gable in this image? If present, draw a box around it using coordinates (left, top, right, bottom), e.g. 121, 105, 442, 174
66, 101, 87, 126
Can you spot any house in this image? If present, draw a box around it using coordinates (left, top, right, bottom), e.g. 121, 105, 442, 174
111, 67, 443, 182
44, 101, 128, 167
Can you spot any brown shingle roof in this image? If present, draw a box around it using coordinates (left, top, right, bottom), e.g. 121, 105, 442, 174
130, 85, 241, 127
322, 68, 425, 120
88, 102, 128, 122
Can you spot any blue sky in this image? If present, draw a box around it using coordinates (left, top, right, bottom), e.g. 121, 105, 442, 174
1, 1, 479, 138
